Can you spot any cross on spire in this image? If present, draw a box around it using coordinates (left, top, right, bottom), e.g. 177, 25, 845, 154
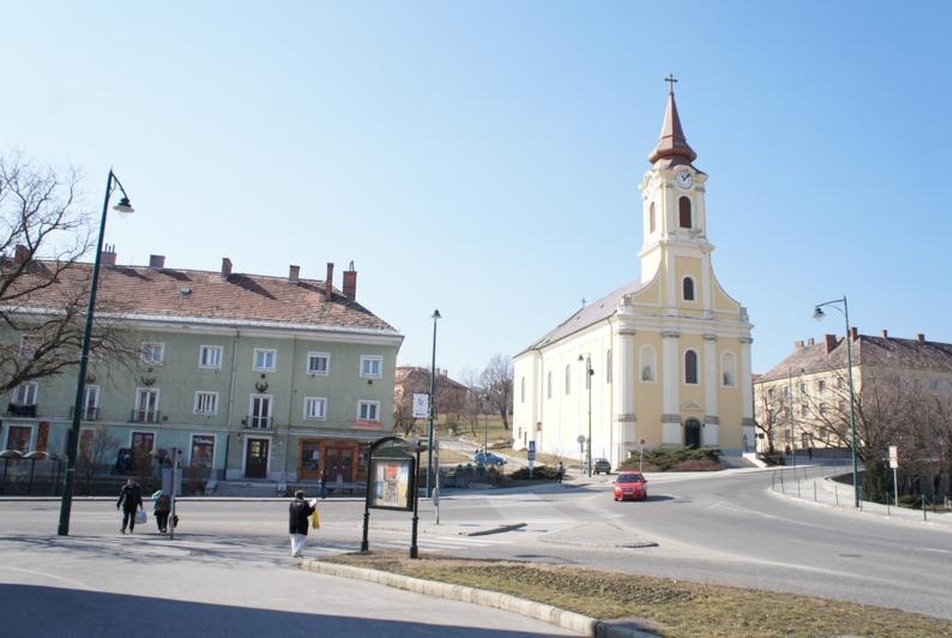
665, 73, 678, 95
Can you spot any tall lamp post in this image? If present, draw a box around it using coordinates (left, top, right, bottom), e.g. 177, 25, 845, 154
58, 169, 134, 536
578, 354, 593, 477
812, 295, 859, 508
426, 309, 441, 498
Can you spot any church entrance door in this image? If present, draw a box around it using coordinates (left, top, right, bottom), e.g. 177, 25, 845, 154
684, 419, 701, 449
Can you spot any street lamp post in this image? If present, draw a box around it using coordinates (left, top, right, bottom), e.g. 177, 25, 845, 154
813, 295, 859, 508
426, 309, 441, 498
578, 354, 593, 477
58, 169, 134, 536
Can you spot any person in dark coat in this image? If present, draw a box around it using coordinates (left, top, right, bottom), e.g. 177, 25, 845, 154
117, 478, 144, 534
288, 490, 316, 558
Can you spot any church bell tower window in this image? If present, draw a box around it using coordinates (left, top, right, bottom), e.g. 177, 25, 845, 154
679, 196, 692, 228
682, 277, 696, 301
649, 202, 656, 233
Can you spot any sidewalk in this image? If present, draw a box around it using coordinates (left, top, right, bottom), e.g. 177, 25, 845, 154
767, 463, 952, 528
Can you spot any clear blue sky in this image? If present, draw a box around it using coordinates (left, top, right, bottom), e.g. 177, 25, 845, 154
4, 1, 951, 379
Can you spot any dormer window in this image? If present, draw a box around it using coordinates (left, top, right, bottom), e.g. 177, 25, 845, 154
679, 196, 692, 228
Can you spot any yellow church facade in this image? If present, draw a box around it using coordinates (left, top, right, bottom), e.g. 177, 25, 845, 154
512, 85, 755, 467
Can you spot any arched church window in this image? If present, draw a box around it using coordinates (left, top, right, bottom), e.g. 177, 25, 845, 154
565, 365, 571, 395
684, 349, 699, 384
682, 277, 695, 301
639, 345, 656, 382
547, 371, 552, 399
649, 202, 656, 233
606, 349, 612, 383
721, 352, 736, 387
520, 377, 525, 403
679, 196, 692, 228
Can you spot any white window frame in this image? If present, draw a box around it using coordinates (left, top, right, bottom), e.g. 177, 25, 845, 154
141, 342, 165, 365
304, 396, 327, 420
135, 388, 160, 422
249, 394, 273, 429
307, 352, 330, 376
12, 381, 38, 405
83, 385, 100, 420
359, 355, 382, 379
358, 400, 380, 422
253, 348, 276, 372
199, 345, 223, 370
194, 391, 219, 415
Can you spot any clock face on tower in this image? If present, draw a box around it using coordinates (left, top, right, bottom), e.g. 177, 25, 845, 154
675, 170, 693, 189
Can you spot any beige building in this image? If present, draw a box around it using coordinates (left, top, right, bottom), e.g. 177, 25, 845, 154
512, 86, 754, 468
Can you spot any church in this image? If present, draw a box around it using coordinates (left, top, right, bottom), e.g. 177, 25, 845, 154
512, 82, 755, 468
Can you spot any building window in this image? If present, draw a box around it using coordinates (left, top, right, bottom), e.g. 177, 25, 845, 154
199, 345, 223, 369
358, 400, 380, 422
304, 397, 327, 420
253, 348, 276, 372
800, 404, 808, 417
11, 381, 38, 406
836, 377, 845, 390
649, 202, 656, 233
194, 391, 219, 415
19, 334, 39, 359
640, 345, 656, 383
520, 377, 525, 403
134, 388, 160, 423
565, 365, 571, 395
307, 352, 330, 375
721, 352, 736, 387
817, 380, 826, 392
141, 342, 165, 365
684, 350, 699, 385
547, 371, 553, 399
679, 196, 692, 228
360, 355, 382, 379
5, 425, 31, 452
606, 349, 612, 383
683, 277, 696, 301
768, 388, 775, 398
83, 385, 100, 420
249, 394, 272, 428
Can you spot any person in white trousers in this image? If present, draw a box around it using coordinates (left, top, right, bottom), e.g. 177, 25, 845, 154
288, 490, 316, 558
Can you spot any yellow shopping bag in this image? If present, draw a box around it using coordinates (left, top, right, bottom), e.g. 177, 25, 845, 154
311, 507, 320, 529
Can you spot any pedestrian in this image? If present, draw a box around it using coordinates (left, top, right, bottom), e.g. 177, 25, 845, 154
319, 470, 327, 499
288, 490, 316, 558
807, 446, 813, 461
117, 478, 144, 534
152, 489, 172, 534
555, 462, 565, 484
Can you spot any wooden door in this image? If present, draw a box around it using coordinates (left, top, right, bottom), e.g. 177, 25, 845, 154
245, 438, 269, 479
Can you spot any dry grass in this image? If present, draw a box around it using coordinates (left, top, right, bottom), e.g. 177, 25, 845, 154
321, 552, 952, 637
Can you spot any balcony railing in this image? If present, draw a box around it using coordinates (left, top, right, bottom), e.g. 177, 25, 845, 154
130, 409, 162, 423
69, 406, 100, 421
244, 415, 272, 430
7, 404, 37, 418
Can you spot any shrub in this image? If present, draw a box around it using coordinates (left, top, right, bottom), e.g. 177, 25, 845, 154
626, 446, 721, 472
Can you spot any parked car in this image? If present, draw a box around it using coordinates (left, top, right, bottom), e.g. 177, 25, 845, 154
587, 458, 611, 474
472, 451, 507, 466
613, 472, 648, 501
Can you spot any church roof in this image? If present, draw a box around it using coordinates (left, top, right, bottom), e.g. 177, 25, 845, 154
647, 83, 697, 167
522, 279, 647, 353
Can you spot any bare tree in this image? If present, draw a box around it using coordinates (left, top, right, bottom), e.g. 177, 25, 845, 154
0, 152, 136, 393
76, 423, 118, 493
480, 354, 513, 430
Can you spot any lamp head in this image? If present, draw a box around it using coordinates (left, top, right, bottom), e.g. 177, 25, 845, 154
432, 309, 441, 320
113, 197, 134, 214
812, 307, 825, 322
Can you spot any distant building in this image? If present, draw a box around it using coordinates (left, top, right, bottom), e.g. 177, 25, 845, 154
0, 250, 402, 488
512, 84, 754, 468
394, 366, 470, 433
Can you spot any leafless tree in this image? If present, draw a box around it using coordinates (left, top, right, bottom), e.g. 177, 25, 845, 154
76, 422, 118, 493
0, 152, 136, 393
480, 354, 513, 430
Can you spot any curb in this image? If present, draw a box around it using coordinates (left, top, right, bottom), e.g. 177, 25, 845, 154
301, 560, 659, 637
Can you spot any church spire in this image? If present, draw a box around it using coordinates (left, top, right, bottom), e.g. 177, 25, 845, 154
647, 74, 697, 166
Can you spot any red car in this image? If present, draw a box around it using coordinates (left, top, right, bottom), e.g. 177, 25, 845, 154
612, 472, 648, 501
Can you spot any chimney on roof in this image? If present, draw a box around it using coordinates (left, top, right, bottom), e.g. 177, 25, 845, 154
101, 244, 117, 267
149, 255, 165, 270
221, 257, 232, 281
795, 340, 804, 349
288, 265, 300, 284
325, 262, 334, 298
343, 261, 357, 300
808, 338, 815, 346
13, 244, 29, 264
824, 334, 838, 354
882, 329, 888, 338
918, 333, 925, 343
850, 326, 858, 342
